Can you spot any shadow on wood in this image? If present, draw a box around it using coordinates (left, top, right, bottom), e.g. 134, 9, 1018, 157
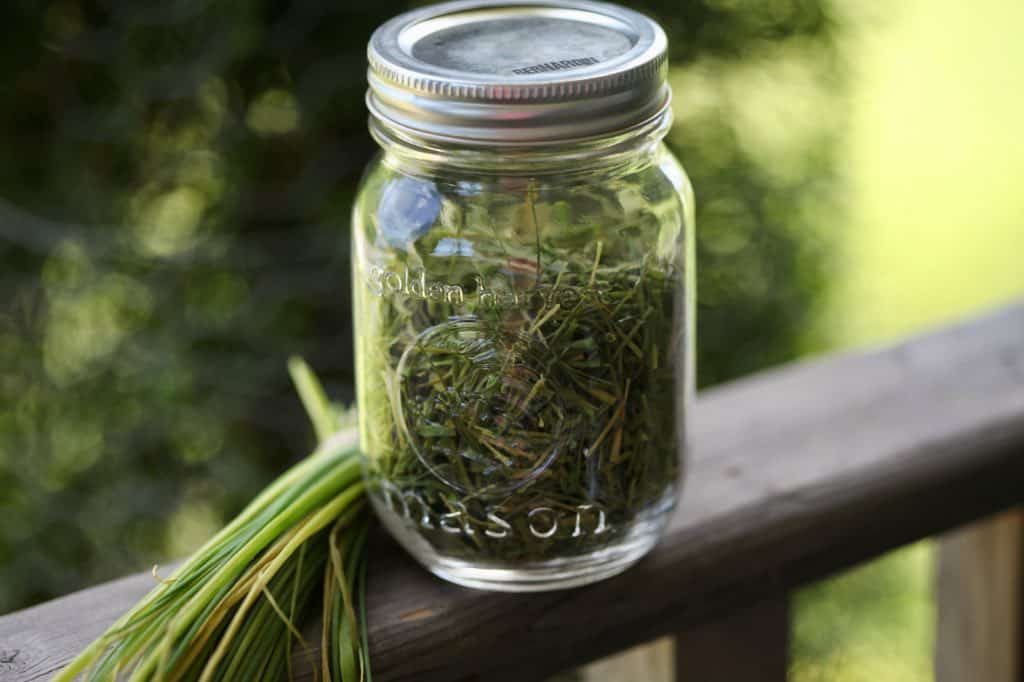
676, 597, 789, 682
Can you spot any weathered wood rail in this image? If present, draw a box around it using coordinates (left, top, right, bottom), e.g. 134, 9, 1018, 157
2, 303, 1023, 682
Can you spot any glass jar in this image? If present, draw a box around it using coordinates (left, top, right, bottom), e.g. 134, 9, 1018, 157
353, 0, 694, 591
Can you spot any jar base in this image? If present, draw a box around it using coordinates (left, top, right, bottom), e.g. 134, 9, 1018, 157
425, 534, 659, 592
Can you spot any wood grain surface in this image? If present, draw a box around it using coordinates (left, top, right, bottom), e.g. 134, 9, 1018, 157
935, 509, 1023, 682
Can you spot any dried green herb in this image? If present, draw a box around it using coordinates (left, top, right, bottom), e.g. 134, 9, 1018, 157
356, 175, 682, 564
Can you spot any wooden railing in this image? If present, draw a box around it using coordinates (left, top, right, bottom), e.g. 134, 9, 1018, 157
2, 303, 1023, 682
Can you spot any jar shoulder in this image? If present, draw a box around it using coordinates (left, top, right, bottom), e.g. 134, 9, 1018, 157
355, 144, 690, 201
353, 144, 691, 264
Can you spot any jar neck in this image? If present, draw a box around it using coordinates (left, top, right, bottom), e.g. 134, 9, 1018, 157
369, 106, 673, 178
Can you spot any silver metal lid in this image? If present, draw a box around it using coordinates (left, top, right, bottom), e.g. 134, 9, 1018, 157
367, 0, 670, 145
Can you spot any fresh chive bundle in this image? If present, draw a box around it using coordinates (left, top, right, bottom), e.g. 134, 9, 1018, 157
56, 359, 371, 682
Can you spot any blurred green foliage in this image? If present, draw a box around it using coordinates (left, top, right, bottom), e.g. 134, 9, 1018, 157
792, 543, 935, 682
0, 0, 841, 615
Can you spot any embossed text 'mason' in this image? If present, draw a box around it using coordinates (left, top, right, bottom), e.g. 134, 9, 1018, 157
376, 481, 609, 540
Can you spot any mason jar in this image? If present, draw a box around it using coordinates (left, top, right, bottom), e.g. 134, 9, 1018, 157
352, 0, 694, 591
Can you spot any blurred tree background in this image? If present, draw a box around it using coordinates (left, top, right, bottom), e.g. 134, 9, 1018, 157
1, 0, 1021, 680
